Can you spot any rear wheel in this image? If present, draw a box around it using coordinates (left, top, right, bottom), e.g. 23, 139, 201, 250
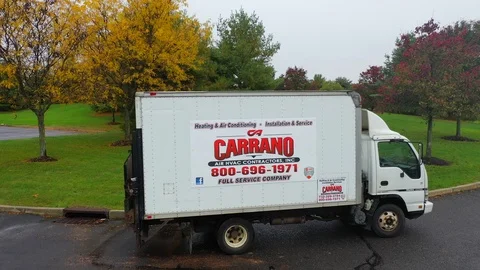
216, 218, 254, 255
372, 204, 405, 238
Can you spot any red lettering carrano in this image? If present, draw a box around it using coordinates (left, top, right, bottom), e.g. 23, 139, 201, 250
214, 137, 294, 161
322, 185, 343, 193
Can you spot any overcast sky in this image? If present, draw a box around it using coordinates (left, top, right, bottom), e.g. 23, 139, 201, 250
186, 0, 479, 82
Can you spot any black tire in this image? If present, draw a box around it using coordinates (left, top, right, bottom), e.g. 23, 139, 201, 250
216, 218, 255, 255
372, 204, 405, 238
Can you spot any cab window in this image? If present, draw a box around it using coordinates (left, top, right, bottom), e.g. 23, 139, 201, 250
378, 141, 420, 179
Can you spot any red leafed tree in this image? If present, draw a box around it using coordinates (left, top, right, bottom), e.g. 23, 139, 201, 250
359, 66, 384, 84
353, 66, 385, 111
443, 21, 480, 139
391, 19, 476, 161
282, 66, 309, 90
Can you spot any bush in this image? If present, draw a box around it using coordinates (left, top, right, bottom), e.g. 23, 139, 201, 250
90, 104, 115, 113
0, 103, 11, 112
0, 103, 28, 112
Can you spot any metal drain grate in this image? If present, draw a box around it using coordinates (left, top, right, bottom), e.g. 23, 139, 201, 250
53, 207, 110, 225
54, 217, 107, 225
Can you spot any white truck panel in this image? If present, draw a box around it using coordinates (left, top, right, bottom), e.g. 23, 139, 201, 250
139, 93, 359, 218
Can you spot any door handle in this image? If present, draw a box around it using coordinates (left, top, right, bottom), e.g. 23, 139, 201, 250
381, 181, 389, 186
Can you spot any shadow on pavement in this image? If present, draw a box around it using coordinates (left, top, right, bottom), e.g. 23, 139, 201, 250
89, 221, 371, 269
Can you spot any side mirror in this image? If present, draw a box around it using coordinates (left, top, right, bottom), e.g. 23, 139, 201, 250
413, 142, 423, 165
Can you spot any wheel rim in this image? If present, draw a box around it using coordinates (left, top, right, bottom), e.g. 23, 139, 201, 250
378, 211, 398, 232
224, 225, 248, 248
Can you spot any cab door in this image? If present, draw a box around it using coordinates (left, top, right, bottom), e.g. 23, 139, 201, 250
375, 140, 425, 212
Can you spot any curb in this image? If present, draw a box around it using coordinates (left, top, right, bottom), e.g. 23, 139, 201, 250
1, 182, 479, 219
429, 182, 480, 198
109, 210, 126, 220
0, 205, 64, 217
0, 205, 125, 220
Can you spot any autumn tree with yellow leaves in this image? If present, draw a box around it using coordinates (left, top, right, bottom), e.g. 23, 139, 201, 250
81, 0, 211, 141
0, 0, 87, 160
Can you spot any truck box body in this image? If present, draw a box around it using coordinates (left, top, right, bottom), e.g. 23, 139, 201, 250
135, 91, 362, 219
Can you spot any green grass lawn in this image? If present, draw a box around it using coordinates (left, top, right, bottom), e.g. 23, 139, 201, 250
0, 103, 128, 209
0, 104, 478, 209
379, 113, 480, 190
0, 103, 121, 131
0, 131, 128, 209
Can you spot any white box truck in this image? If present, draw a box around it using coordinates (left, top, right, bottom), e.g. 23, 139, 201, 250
123, 91, 433, 255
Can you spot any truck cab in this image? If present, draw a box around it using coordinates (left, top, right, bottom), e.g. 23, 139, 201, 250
360, 109, 433, 236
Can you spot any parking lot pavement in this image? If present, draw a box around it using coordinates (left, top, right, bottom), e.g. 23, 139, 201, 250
90, 220, 372, 269
0, 214, 124, 270
365, 189, 480, 270
0, 126, 78, 140
1, 189, 479, 269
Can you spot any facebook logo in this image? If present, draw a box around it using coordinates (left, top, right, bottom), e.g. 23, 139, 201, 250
195, 177, 204, 185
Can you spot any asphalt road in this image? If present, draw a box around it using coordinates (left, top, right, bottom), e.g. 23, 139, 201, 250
0, 126, 77, 140
1, 189, 479, 269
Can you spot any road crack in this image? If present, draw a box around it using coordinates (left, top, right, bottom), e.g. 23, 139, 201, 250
354, 233, 383, 270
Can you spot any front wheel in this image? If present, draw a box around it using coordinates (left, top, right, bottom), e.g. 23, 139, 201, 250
216, 218, 255, 255
371, 204, 405, 238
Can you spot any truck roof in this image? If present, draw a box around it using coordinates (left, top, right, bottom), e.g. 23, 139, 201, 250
136, 90, 356, 97
136, 90, 362, 108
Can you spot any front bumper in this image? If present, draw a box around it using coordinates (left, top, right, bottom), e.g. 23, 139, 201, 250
424, 201, 434, 214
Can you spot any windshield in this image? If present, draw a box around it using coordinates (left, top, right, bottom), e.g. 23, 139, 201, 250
378, 141, 420, 179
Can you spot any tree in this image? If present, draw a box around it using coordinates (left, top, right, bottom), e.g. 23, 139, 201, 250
391, 19, 464, 161
383, 33, 415, 80
308, 74, 326, 90
443, 20, 480, 139
282, 66, 309, 90
81, 0, 210, 140
192, 41, 220, 91
320, 81, 344, 91
359, 66, 384, 85
88, 83, 121, 124
335, 77, 353, 90
211, 8, 280, 90
354, 66, 385, 111
381, 33, 423, 115
274, 75, 285, 90
0, 0, 87, 160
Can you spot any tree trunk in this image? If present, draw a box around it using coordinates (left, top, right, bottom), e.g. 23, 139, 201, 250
426, 115, 433, 160
124, 107, 131, 141
36, 111, 47, 158
456, 117, 461, 138
112, 111, 116, 124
